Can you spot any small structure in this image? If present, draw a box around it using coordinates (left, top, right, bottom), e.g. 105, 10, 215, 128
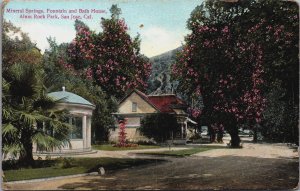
33, 87, 95, 154
110, 89, 197, 144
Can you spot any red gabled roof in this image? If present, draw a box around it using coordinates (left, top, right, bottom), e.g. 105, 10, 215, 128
148, 94, 187, 113
119, 89, 188, 113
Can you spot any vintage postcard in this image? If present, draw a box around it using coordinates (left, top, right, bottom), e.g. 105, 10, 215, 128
1, 0, 299, 190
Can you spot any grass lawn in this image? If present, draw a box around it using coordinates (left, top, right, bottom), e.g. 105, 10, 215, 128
92, 144, 161, 151
3, 157, 163, 182
138, 145, 227, 157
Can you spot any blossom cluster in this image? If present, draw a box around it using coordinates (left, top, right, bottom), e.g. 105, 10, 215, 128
67, 18, 151, 97
187, 107, 202, 118
240, 46, 266, 123
172, 23, 267, 125
57, 56, 77, 75
68, 26, 95, 60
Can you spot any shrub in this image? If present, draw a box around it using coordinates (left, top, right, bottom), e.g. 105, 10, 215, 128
113, 143, 138, 147
189, 133, 201, 140
136, 140, 157, 145
140, 113, 180, 142
45, 155, 51, 160
109, 140, 117, 145
58, 157, 75, 168
2, 158, 18, 170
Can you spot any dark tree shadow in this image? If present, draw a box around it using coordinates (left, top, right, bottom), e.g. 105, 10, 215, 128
58, 155, 299, 190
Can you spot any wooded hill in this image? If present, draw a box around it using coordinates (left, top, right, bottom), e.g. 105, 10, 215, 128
147, 46, 182, 95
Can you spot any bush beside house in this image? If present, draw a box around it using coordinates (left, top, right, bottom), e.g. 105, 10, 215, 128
140, 113, 180, 143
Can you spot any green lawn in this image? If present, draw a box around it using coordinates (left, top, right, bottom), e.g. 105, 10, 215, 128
92, 144, 161, 151
138, 145, 227, 157
3, 157, 163, 182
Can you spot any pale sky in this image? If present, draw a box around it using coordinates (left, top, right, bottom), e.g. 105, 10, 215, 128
4, 0, 203, 57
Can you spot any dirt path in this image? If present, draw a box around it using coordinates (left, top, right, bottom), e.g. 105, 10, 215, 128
4, 138, 299, 190
76, 147, 189, 159
194, 137, 298, 159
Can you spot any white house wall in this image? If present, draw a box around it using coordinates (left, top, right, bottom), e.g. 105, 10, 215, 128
109, 127, 148, 143
110, 92, 158, 143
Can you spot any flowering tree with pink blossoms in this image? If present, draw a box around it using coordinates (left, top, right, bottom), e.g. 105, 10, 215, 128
117, 118, 127, 147
171, 2, 264, 146
172, 1, 298, 146
173, 25, 265, 146
67, 6, 151, 98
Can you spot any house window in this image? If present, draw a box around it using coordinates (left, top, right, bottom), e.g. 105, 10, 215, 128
69, 116, 83, 139
132, 102, 137, 112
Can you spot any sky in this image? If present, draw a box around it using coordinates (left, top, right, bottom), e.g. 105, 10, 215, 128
4, 0, 203, 57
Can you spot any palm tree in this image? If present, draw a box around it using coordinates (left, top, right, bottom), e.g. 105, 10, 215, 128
2, 63, 72, 166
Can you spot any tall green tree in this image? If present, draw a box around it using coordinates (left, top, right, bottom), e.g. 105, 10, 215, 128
261, 81, 298, 144
2, 63, 72, 166
43, 38, 117, 143
2, 21, 42, 70
243, 0, 299, 144
2, 21, 72, 165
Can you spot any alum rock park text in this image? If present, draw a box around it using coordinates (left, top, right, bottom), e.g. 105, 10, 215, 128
6, 8, 106, 20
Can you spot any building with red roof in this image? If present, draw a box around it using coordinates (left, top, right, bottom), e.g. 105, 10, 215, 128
110, 89, 197, 144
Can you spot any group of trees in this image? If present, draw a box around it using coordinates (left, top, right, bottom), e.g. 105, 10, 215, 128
2, 21, 72, 165
2, 5, 151, 165
172, 0, 298, 146
43, 37, 118, 143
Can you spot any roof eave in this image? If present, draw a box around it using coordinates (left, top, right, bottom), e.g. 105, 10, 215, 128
56, 102, 96, 110
118, 89, 161, 112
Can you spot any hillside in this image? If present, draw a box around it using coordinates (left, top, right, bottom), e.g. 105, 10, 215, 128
147, 46, 182, 95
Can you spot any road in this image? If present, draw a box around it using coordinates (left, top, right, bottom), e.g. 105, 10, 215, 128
4, 138, 299, 190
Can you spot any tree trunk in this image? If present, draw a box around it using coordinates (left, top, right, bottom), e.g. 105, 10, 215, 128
217, 130, 223, 143
253, 126, 258, 143
19, 129, 35, 167
211, 132, 216, 143
19, 141, 34, 167
229, 128, 241, 148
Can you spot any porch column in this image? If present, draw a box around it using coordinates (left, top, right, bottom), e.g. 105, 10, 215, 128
181, 123, 184, 139
185, 121, 188, 139
82, 115, 87, 149
87, 116, 91, 149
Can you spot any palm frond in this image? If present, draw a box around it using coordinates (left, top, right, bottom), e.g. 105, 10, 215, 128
49, 120, 73, 137
2, 143, 24, 159
2, 106, 13, 121
47, 108, 70, 119
32, 131, 70, 151
33, 95, 56, 110
2, 78, 10, 96
18, 111, 37, 126
2, 123, 18, 137
5, 63, 39, 99
17, 111, 51, 126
